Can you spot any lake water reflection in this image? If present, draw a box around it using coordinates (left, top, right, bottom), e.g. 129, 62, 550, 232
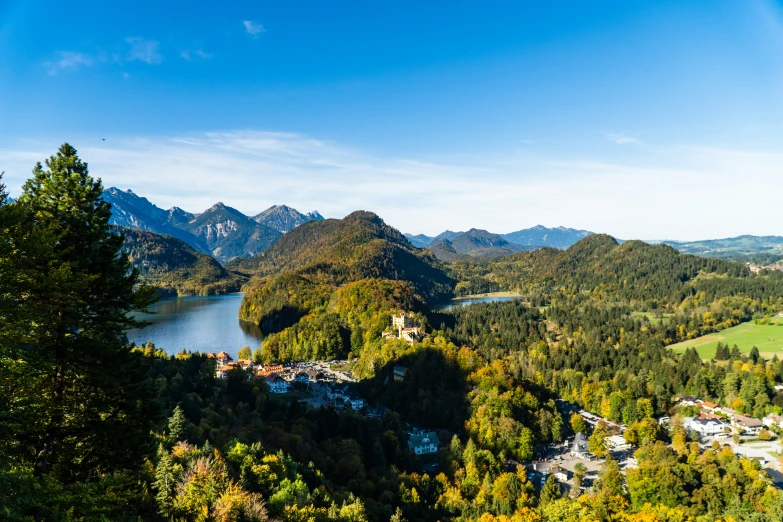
126, 294, 262, 358
432, 294, 522, 311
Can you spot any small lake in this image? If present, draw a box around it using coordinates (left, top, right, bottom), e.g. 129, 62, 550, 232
432, 294, 522, 311
126, 294, 263, 358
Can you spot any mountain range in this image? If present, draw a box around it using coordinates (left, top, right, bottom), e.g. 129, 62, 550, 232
404, 225, 593, 251
102, 188, 323, 262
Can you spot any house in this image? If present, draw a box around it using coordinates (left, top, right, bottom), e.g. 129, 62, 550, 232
606, 434, 630, 449
256, 364, 283, 377
571, 432, 589, 456
700, 401, 718, 411
207, 351, 234, 366
216, 365, 234, 379
550, 465, 570, 483
294, 372, 310, 383
690, 417, 725, 436
732, 415, 763, 435
393, 365, 407, 382
265, 374, 290, 394
306, 368, 323, 382
408, 431, 439, 455
365, 404, 389, 419
345, 389, 366, 410
763, 414, 783, 429
237, 359, 255, 370
678, 395, 699, 407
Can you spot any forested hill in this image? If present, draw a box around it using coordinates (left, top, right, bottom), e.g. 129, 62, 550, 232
236, 211, 455, 360
120, 228, 243, 296
233, 211, 454, 299
451, 233, 783, 307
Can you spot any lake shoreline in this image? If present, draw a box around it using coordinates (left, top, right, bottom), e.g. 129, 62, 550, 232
452, 291, 522, 300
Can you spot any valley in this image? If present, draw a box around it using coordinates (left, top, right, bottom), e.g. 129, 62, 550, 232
8, 149, 783, 522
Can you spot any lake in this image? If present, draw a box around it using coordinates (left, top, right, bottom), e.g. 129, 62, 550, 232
432, 294, 522, 311
125, 292, 521, 357
126, 294, 263, 358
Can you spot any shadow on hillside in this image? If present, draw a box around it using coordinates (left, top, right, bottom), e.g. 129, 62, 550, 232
357, 346, 470, 433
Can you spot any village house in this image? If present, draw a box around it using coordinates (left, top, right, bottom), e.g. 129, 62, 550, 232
678, 395, 699, 407
256, 364, 284, 377
237, 359, 255, 371
294, 372, 310, 384
393, 365, 407, 382
763, 413, 783, 429
732, 415, 763, 435
207, 351, 233, 366
700, 400, 718, 411
265, 374, 290, 394
690, 417, 725, 436
408, 430, 439, 455
216, 364, 236, 379
550, 465, 570, 483
325, 383, 366, 410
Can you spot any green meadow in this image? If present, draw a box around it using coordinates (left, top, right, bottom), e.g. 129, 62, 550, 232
669, 318, 783, 359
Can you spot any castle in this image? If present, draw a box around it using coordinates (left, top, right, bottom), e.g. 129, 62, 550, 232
388, 311, 422, 344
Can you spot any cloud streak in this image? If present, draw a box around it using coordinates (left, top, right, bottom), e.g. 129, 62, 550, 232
43, 51, 94, 74
243, 20, 266, 38
2, 131, 782, 241
125, 37, 163, 64
605, 133, 639, 144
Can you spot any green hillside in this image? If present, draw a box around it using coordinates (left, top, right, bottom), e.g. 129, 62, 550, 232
234, 211, 455, 360
448, 234, 780, 307
120, 227, 243, 296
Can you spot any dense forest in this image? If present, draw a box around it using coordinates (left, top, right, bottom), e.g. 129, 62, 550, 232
121, 227, 244, 296
5, 145, 783, 521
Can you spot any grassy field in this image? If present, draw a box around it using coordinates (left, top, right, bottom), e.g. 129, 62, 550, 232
669, 319, 783, 359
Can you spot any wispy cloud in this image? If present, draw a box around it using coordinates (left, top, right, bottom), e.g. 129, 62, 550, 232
43, 51, 93, 75
3, 132, 783, 240
605, 132, 639, 145
243, 20, 266, 38
125, 37, 163, 64
180, 49, 213, 61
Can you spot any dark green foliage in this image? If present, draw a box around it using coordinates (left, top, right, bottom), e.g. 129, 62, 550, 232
121, 227, 244, 296
0, 145, 159, 516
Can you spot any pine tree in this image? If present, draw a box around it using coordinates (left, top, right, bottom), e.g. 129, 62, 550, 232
539, 475, 561, 506
154, 448, 176, 517
169, 405, 187, 441
0, 144, 158, 481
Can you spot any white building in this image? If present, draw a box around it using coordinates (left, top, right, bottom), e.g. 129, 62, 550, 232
265, 375, 290, 394
408, 431, 439, 455
763, 414, 783, 429
690, 417, 725, 435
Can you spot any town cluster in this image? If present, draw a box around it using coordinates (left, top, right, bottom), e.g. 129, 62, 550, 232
672, 394, 783, 436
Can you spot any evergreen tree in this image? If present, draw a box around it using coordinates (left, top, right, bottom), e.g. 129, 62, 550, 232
0, 144, 158, 482
750, 346, 760, 364
539, 475, 561, 506
169, 405, 187, 441
154, 448, 176, 517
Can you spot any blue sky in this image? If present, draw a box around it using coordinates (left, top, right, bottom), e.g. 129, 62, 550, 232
2, 0, 783, 239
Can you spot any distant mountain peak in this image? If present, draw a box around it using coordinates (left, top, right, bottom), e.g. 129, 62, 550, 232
253, 204, 324, 233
